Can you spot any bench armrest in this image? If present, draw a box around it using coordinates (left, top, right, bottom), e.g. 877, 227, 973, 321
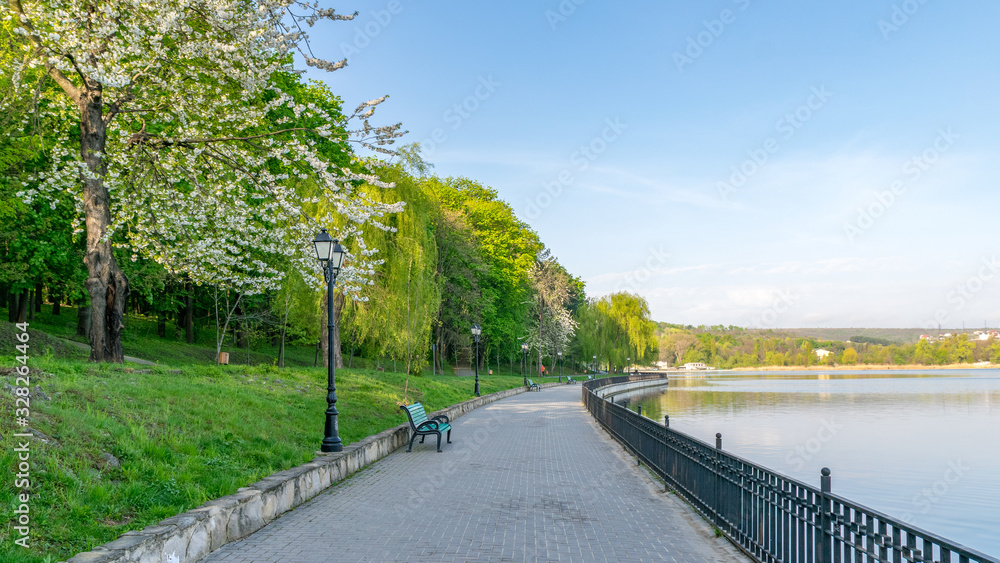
416, 420, 442, 432
431, 414, 450, 424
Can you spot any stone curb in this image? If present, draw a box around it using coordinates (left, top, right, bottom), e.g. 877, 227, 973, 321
64, 380, 565, 563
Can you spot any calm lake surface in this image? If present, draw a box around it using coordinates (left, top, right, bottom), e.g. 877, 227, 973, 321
626, 370, 1000, 557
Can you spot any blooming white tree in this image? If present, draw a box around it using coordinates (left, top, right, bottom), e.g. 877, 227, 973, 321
2, 0, 404, 361
525, 248, 577, 376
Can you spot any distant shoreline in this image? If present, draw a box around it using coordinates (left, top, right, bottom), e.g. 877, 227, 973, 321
725, 363, 995, 371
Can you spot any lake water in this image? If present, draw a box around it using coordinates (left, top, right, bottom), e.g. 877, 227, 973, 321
625, 370, 1000, 558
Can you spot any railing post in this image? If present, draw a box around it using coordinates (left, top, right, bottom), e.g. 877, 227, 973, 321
714, 433, 723, 527
664, 415, 669, 428
818, 467, 832, 563
637, 405, 642, 416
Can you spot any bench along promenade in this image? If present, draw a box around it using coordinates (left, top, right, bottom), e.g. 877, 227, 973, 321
202, 382, 746, 562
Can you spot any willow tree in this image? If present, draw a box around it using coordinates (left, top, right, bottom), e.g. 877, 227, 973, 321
342, 164, 439, 375
3, 0, 402, 361
573, 292, 657, 372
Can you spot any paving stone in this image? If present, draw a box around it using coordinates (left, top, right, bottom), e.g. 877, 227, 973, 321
203, 385, 748, 562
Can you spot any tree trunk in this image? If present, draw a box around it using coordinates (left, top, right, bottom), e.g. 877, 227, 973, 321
76, 297, 91, 336
320, 292, 328, 368
537, 306, 544, 376
26, 288, 34, 321
157, 315, 167, 337
7, 290, 16, 322
52, 294, 61, 315
184, 285, 195, 343
80, 86, 127, 363
234, 302, 246, 348
333, 291, 344, 369
320, 288, 344, 369
15, 291, 28, 323
277, 326, 286, 368
34, 283, 43, 313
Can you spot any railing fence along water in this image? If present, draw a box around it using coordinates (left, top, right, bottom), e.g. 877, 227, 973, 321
583, 375, 999, 563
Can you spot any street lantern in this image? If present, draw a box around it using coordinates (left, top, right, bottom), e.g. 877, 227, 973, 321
626, 357, 630, 374
557, 351, 562, 382
593, 354, 597, 374
521, 343, 529, 386
313, 228, 346, 453
471, 325, 482, 397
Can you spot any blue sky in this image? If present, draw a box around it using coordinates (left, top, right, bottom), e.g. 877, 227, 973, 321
304, 1, 1000, 329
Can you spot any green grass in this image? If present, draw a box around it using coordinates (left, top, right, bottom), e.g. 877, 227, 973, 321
0, 319, 564, 562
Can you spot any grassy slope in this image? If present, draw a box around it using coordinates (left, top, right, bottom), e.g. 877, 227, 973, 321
0, 318, 561, 562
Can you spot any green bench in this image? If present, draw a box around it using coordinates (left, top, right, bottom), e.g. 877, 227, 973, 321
400, 403, 452, 452
527, 379, 540, 391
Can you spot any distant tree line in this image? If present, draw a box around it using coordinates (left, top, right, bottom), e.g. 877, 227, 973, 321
658, 325, 1000, 367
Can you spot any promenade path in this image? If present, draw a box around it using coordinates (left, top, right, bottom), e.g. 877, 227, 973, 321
204, 384, 748, 562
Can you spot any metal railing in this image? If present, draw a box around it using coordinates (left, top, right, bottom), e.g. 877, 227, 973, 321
583, 376, 998, 563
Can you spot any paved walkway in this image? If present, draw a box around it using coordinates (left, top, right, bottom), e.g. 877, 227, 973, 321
204, 385, 748, 562
60, 338, 157, 365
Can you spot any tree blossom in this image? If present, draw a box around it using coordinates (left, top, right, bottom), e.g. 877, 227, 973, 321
1, 0, 405, 360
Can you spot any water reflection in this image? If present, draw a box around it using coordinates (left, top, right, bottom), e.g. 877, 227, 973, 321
626, 370, 1000, 558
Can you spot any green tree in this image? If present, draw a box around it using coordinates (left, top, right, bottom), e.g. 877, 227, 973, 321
841, 347, 858, 365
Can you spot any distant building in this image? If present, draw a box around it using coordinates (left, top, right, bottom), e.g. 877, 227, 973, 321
683, 362, 707, 370
815, 349, 831, 359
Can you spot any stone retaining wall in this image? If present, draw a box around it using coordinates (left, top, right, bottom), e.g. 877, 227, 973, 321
64, 381, 564, 563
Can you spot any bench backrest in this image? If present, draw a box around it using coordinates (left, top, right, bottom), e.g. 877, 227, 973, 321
527, 379, 533, 385
401, 403, 429, 428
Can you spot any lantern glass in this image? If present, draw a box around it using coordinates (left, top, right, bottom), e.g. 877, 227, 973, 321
313, 229, 334, 262
329, 240, 346, 274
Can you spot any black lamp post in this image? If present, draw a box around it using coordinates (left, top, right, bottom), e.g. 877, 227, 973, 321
557, 351, 562, 382
471, 325, 481, 397
626, 357, 630, 374
521, 343, 529, 386
592, 354, 597, 374
313, 228, 346, 453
